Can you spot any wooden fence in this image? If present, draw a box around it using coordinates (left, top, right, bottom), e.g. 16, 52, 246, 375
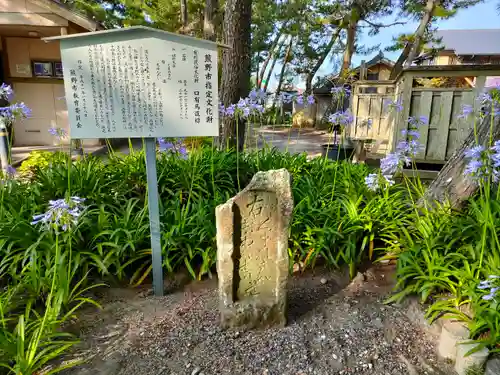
348, 65, 500, 162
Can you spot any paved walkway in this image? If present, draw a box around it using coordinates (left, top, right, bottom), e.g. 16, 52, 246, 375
98, 128, 335, 160
9, 128, 336, 167
247, 126, 338, 158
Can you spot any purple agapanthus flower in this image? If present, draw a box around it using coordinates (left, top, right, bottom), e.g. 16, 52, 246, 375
464, 145, 485, 160
219, 102, 226, 116
307, 95, 315, 105
331, 86, 351, 98
329, 110, 354, 127
248, 89, 266, 104
365, 173, 379, 191
462, 143, 500, 182
458, 104, 474, 119
158, 138, 188, 159
478, 280, 492, 289
380, 153, 402, 176
295, 95, 304, 105
384, 175, 395, 187
464, 159, 484, 177
491, 140, 500, 154
0, 83, 14, 102
158, 137, 175, 152
401, 129, 420, 139
408, 116, 428, 127
253, 103, 265, 114
367, 118, 373, 130
483, 286, 498, 301
237, 98, 247, 109
0, 102, 31, 120
48, 127, 67, 139
396, 140, 421, 157
5, 165, 15, 178
248, 89, 258, 102
257, 89, 266, 101
10, 102, 31, 119
477, 92, 493, 106
479, 276, 500, 301
31, 196, 86, 232
225, 104, 236, 117
365, 173, 395, 192
178, 146, 188, 159
491, 151, 500, 168
385, 98, 403, 112
242, 106, 251, 117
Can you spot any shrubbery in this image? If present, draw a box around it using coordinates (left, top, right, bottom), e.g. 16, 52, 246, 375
0, 144, 410, 373
3, 84, 500, 372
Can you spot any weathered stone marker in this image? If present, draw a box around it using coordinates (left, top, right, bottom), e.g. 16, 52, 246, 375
216, 168, 293, 329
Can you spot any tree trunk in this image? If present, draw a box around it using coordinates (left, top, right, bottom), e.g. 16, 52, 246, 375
274, 37, 293, 98
258, 31, 283, 89
339, 9, 359, 81
423, 113, 500, 209
180, 0, 188, 33
389, 0, 438, 80
305, 27, 342, 93
316, 14, 357, 128
203, 0, 218, 41
219, 0, 252, 151
389, 42, 413, 80
406, 0, 438, 67
262, 38, 285, 93
256, 54, 261, 87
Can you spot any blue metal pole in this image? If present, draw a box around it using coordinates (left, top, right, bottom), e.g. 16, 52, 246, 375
144, 137, 164, 296
0, 118, 9, 172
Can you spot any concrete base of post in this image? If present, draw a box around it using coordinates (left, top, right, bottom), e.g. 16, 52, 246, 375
485, 354, 500, 375
455, 341, 489, 375
438, 321, 470, 361
71, 139, 84, 159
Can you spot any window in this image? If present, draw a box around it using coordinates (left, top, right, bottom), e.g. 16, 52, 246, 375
32, 61, 63, 78
367, 72, 378, 81
54, 62, 63, 77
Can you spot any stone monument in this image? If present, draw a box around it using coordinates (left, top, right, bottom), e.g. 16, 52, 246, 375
216, 168, 293, 329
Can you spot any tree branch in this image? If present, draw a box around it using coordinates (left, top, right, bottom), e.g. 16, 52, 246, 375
361, 20, 407, 28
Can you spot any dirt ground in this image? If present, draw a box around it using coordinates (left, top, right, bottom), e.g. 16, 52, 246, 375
54, 265, 455, 375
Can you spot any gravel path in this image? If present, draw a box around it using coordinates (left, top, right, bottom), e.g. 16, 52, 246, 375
60, 265, 455, 375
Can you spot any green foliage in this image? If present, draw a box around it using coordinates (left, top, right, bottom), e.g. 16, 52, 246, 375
1, 145, 413, 373
386, 171, 500, 352
18, 151, 68, 177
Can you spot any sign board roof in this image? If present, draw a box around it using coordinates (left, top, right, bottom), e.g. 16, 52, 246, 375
44, 25, 229, 49
45, 26, 222, 139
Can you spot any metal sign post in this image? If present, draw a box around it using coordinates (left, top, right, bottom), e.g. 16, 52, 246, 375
45, 26, 224, 297
144, 137, 163, 296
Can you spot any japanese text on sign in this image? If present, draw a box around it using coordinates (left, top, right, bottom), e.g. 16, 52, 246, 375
60, 36, 219, 139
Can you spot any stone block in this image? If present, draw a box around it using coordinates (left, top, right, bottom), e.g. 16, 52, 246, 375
215, 168, 293, 330
455, 341, 489, 375
438, 321, 470, 361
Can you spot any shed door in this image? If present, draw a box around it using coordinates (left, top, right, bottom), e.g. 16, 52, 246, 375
12, 82, 67, 146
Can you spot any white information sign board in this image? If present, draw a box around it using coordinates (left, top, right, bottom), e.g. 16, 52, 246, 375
56, 28, 219, 139
45, 27, 224, 297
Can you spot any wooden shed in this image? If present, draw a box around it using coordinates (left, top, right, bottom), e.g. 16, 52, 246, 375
348, 65, 500, 162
